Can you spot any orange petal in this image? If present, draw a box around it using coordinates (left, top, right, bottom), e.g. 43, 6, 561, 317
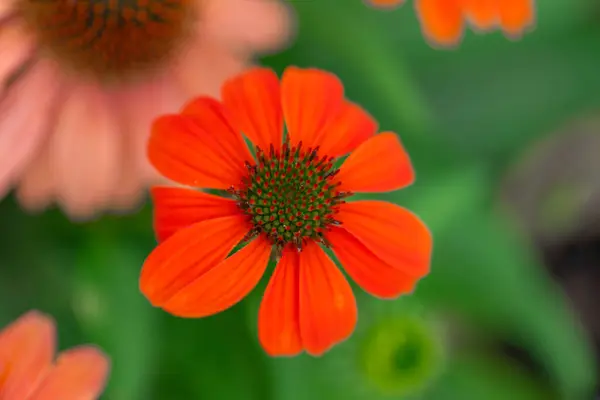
258, 249, 302, 357
316, 102, 378, 158
298, 242, 357, 356
140, 215, 250, 307
499, 0, 535, 37
415, 0, 464, 47
221, 68, 283, 151
327, 227, 417, 299
151, 186, 241, 243
336, 132, 414, 193
163, 236, 271, 317
367, 0, 405, 8
337, 201, 432, 278
181, 96, 254, 160
281, 67, 344, 149
0, 311, 55, 399
462, 0, 498, 30
28, 346, 109, 400
148, 99, 252, 189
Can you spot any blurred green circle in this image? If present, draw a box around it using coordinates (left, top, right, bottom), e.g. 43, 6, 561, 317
359, 316, 441, 396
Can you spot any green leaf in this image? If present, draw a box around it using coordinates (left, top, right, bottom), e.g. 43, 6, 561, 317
153, 309, 272, 400
426, 354, 555, 400
74, 233, 158, 400
417, 210, 597, 398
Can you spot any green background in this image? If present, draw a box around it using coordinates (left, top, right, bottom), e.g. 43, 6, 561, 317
1, 0, 599, 398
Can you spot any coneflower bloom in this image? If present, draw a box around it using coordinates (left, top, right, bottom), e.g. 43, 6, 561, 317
140, 66, 433, 356
0, 310, 109, 399
369, 0, 535, 47
0, 0, 291, 219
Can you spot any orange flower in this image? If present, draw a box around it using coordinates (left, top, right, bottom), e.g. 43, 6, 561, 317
0, 311, 109, 399
367, 0, 405, 8
369, 0, 535, 47
141, 67, 433, 356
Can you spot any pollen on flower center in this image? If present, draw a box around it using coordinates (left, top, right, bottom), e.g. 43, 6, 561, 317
230, 142, 351, 252
19, 0, 194, 81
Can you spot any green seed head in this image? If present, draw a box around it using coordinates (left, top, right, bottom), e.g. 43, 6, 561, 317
231, 141, 351, 252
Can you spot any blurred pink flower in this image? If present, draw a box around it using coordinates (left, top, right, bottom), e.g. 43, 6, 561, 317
0, 310, 109, 399
0, 0, 292, 220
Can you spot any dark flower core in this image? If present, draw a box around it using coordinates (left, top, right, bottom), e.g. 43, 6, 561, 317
19, 0, 193, 81
230, 142, 351, 252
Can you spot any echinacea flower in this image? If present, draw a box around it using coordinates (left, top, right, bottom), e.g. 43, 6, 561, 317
369, 0, 535, 47
0, 310, 109, 399
140, 66, 433, 356
0, 0, 291, 219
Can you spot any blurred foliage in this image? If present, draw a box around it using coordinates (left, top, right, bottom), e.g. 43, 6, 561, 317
1, 0, 600, 398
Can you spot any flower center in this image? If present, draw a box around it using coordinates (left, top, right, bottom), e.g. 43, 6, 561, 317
231, 142, 350, 253
19, 0, 194, 81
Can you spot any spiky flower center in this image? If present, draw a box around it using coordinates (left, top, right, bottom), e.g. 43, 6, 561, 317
19, 0, 193, 81
230, 142, 351, 252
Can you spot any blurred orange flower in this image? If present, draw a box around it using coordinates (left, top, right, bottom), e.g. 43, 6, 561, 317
367, 0, 405, 8
140, 67, 432, 357
0, 310, 109, 399
0, 0, 291, 219
369, 0, 535, 47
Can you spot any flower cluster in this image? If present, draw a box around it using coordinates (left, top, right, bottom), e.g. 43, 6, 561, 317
0, 0, 542, 395
369, 0, 535, 47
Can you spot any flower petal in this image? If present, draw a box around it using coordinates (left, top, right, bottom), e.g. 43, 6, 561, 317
337, 201, 432, 278
316, 102, 378, 158
0, 23, 35, 86
463, 0, 498, 31
148, 98, 252, 189
0, 2, 13, 18
258, 250, 302, 357
281, 67, 344, 149
336, 132, 414, 193
327, 227, 417, 299
163, 236, 271, 317
0, 60, 58, 199
0, 311, 55, 399
117, 74, 185, 185
415, 0, 464, 47
51, 83, 121, 219
174, 38, 247, 98
28, 346, 109, 400
202, 0, 292, 54
181, 96, 253, 162
367, 0, 405, 8
106, 143, 144, 212
499, 0, 535, 37
151, 186, 241, 243
140, 215, 250, 307
298, 242, 357, 356
15, 136, 56, 213
221, 68, 283, 151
